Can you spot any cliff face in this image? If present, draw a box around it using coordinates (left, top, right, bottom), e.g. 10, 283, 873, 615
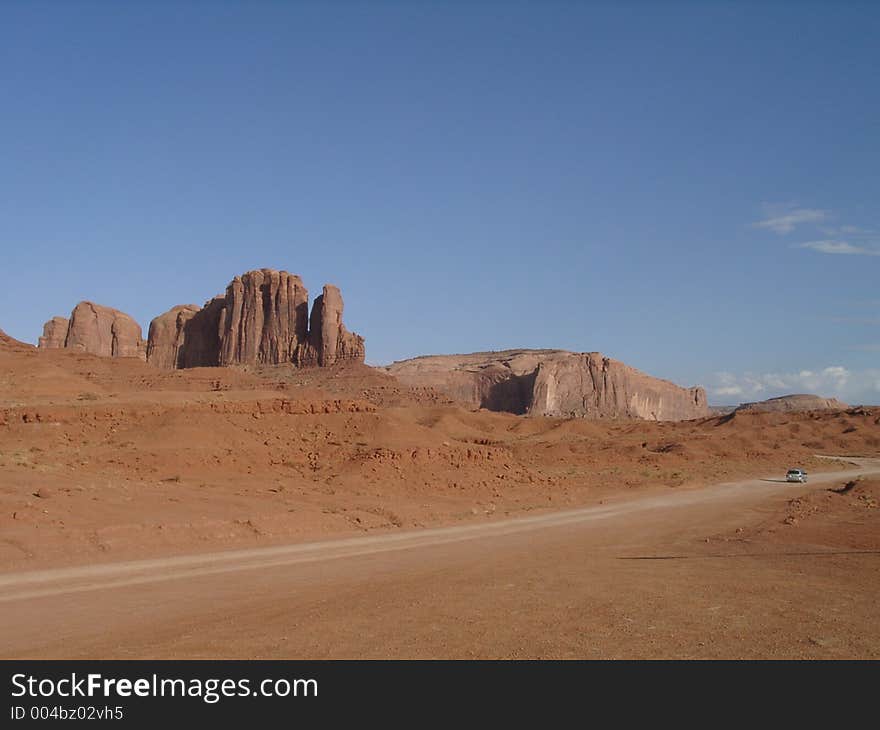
385, 349, 709, 421
147, 270, 364, 369
217, 270, 309, 367
38, 303, 145, 360
140, 300, 226, 370
528, 353, 707, 419
145, 304, 203, 370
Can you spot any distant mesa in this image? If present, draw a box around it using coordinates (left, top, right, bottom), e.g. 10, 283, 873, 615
37, 268, 365, 371
708, 405, 737, 416
37, 302, 146, 360
735, 394, 848, 413
385, 349, 709, 421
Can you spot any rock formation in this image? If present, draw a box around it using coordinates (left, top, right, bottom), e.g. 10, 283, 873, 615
146, 297, 226, 369
218, 269, 309, 366
385, 349, 709, 421
38, 317, 69, 349
34, 269, 363, 369
37, 302, 146, 360
146, 269, 364, 369
297, 285, 365, 367
145, 304, 201, 370
735, 394, 848, 413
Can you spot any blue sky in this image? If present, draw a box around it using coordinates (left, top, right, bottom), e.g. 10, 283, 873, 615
1, 1, 878, 404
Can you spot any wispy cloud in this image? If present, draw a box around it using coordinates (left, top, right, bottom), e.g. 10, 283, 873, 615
754, 204, 880, 256
753, 203, 827, 235
795, 240, 880, 256
821, 224, 876, 237
709, 366, 880, 404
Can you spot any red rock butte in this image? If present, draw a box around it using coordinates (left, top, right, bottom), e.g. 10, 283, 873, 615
37, 302, 146, 360
37, 268, 365, 370
148, 269, 365, 369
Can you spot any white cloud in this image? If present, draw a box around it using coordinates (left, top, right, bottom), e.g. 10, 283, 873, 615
714, 385, 744, 397
708, 365, 880, 405
753, 204, 827, 235
795, 240, 880, 256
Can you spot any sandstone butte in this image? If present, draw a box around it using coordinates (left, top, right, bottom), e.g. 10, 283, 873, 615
35, 269, 365, 370
36, 302, 146, 360
385, 349, 710, 421
147, 269, 365, 369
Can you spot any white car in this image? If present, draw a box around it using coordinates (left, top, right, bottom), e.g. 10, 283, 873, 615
786, 469, 808, 483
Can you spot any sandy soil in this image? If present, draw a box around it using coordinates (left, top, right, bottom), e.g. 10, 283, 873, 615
1, 339, 879, 657
1, 462, 878, 658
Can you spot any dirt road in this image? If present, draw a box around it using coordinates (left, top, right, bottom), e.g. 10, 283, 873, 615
2, 458, 879, 658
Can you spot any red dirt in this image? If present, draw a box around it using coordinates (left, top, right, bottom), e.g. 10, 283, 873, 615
1, 342, 878, 572
2, 342, 880, 658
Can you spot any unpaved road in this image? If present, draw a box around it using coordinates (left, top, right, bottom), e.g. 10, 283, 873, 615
2, 458, 879, 658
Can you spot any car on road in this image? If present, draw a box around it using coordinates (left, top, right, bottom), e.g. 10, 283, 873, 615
786, 468, 808, 483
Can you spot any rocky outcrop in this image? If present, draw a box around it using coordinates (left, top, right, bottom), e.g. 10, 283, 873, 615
38, 302, 146, 359
146, 297, 224, 369
735, 394, 848, 414
145, 304, 201, 370
38, 317, 69, 349
218, 270, 309, 366
385, 349, 709, 421
146, 270, 364, 369
297, 285, 366, 367
35, 269, 363, 369
66, 302, 146, 359
181, 297, 225, 368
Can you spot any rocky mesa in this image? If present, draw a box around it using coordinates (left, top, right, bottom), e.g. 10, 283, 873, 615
736, 394, 849, 413
385, 349, 709, 421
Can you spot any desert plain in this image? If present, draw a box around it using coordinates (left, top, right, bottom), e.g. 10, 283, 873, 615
1, 323, 879, 659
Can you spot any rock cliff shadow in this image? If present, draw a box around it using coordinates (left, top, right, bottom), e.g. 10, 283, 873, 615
482, 370, 538, 415
178, 301, 223, 368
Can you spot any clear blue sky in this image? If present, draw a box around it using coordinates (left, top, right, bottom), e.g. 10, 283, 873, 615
1, 1, 878, 404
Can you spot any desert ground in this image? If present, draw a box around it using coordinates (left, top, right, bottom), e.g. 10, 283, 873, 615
1, 335, 879, 658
